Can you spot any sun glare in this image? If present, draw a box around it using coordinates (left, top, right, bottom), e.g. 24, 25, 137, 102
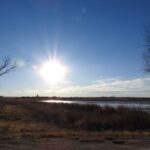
40, 60, 67, 84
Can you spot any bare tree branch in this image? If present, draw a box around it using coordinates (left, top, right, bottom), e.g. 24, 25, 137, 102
0, 57, 16, 76
144, 24, 150, 72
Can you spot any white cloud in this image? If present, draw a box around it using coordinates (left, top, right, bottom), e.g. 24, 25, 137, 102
11, 76, 150, 97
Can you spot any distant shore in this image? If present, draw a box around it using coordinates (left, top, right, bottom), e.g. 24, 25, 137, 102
1, 96, 150, 101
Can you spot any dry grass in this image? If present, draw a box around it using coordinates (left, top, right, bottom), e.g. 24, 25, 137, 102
20, 101, 150, 131
0, 98, 150, 140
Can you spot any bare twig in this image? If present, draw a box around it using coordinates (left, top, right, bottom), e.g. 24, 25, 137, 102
144, 24, 150, 72
0, 57, 16, 76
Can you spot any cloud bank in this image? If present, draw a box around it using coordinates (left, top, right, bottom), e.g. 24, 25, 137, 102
11, 76, 150, 97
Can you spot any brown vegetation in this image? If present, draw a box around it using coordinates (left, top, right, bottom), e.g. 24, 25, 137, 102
0, 98, 150, 140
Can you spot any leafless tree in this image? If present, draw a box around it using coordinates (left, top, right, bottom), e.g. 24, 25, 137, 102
144, 24, 150, 72
0, 57, 16, 76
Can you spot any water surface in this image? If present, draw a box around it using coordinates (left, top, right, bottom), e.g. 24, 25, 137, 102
42, 100, 150, 111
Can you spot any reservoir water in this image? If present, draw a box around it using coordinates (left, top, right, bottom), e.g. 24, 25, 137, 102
42, 99, 150, 111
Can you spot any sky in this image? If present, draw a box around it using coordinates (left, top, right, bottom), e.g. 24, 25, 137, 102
0, 0, 150, 97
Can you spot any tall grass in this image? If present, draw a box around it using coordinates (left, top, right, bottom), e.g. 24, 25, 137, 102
0, 98, 150, 132
16, 101, 150, 132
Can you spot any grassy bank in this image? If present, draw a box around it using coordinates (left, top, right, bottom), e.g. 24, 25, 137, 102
0, 98, 150, 140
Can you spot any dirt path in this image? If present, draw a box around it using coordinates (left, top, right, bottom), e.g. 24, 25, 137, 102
0, 138, 150, 150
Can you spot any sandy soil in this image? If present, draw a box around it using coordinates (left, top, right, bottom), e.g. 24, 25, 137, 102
0, 138, 150, 150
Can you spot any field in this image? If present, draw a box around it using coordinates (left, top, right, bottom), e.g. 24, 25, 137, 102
0, 97, 150, 149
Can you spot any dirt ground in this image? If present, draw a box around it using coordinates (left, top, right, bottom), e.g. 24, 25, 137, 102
0, 138, 150, 150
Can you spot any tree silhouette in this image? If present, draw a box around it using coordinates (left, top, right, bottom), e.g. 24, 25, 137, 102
0, 57, 16, 76
144, 25, 150, 72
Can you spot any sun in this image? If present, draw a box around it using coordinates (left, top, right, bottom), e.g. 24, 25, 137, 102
40, 60, 67, 84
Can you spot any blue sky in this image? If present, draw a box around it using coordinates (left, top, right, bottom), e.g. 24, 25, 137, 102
0, 0, 150, 97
